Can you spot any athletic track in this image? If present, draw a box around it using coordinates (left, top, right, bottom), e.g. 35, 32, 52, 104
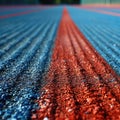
0, 5, 120, 120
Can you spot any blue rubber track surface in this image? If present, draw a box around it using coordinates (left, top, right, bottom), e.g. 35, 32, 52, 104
0, 6, 62, 120
68, 6, 120, 75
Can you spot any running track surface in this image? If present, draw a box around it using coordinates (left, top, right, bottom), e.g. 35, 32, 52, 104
0, 5, 120, 120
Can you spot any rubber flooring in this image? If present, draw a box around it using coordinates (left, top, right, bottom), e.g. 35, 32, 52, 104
0, 5, 120, 120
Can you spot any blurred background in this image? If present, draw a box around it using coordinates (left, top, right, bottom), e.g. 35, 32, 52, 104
0, 0, 120, 5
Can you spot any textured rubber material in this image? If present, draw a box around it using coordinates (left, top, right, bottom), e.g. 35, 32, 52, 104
68, 6, 120, 75
0, 7, 44, 19
0, 6, 120, 120
0, 7, 62, 120
32, 8, 120, 120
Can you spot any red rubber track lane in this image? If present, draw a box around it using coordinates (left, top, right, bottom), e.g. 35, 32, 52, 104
75, 4, 120, 9
85, 9, 120, 17
0, 5, 52, 12
0, 9, 42, 19
31, 8, 120, 120
76, 6, 120, 17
